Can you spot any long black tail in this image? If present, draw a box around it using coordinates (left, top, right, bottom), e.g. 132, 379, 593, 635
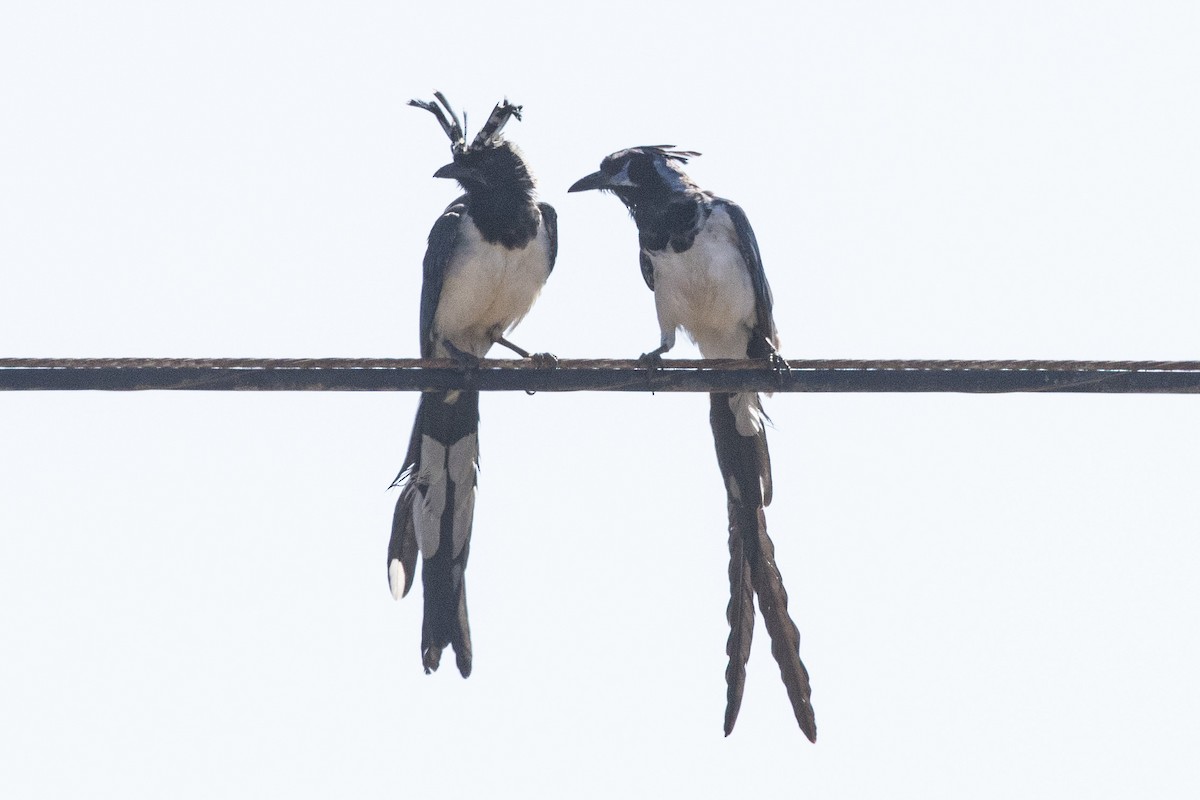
388, 389, 480, 678
710, 392, 816, 741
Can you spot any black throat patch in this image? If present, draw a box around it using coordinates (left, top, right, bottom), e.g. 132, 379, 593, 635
465, 193, 540, 249
635, 195, 709, 253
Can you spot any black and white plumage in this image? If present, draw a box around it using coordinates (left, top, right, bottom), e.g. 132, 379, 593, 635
569, 147, 816, 741
389, 93, 557, 677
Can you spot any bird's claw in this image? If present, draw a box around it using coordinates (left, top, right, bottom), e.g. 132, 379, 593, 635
524, 352, 557, 393
768, 351, 790, 387
638, 351, 664, 368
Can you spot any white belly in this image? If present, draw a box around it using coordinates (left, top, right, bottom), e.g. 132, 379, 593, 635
648, 206, 756, 359
432, 210, 552, 357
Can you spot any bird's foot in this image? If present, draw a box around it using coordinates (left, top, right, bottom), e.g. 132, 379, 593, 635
764, 349, 790, 389
768, 350, 790, 372
528, 351, 558, 368
638, 350, 665, 368
638, 349, 666, 394
522, 351, 557, 395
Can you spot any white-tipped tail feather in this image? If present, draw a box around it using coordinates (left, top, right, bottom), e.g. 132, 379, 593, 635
388, 390, 480, 678
388, 558, 406, 601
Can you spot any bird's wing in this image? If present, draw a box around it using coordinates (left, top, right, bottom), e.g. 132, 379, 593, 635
538, 201, 558, 273
717, 199, 777, 350
419, 197, 467, 359
639, 250, 655, 290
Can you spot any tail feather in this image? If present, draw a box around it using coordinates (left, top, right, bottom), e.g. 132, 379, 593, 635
387, 483, 419, 599
745, 503, 816, 740
711, 392, 816, 741
420, 530, 473, 676
388, 390, 479, 678
724, 521, 754, 735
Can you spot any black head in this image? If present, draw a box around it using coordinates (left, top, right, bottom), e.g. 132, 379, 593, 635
568, 146, 702, 209
410, 92, 533, 196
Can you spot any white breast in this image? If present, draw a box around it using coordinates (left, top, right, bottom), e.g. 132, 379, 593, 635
648, 205, 756, 359
432, 210, 552, 357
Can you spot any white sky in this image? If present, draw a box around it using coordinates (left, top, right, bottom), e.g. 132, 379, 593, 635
3, 2, 1200, 798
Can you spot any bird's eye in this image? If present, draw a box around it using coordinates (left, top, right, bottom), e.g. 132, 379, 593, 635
600, 159, 621, 175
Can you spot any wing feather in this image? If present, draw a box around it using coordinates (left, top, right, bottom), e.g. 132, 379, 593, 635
639, 251, 655, 290
717, 199, 777, 352
419, 198, 467, 358
538, 202, 558, 273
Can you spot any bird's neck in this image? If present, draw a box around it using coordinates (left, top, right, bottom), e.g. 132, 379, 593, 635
466, 187, 540, 249
633, 192, 709, 254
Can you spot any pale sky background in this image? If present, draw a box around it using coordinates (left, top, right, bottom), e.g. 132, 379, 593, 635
3, 2, 1200, 798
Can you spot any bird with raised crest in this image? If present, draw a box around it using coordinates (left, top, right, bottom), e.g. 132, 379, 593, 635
389, 93, 557, 678
569, 146, 815, 741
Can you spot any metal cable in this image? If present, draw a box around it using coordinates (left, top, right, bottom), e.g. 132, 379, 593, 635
3, 358, 1199, 393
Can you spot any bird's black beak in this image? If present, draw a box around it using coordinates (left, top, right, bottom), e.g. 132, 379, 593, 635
433, 162, 471, 181
568, 171, 607, 193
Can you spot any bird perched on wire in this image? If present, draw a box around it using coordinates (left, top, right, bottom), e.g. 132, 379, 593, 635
569, 147, 815, 741
389, 93, 558, 678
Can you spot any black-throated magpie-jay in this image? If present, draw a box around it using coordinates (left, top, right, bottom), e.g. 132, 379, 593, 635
389, 93, 557, 678
569, 147, 816, 741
